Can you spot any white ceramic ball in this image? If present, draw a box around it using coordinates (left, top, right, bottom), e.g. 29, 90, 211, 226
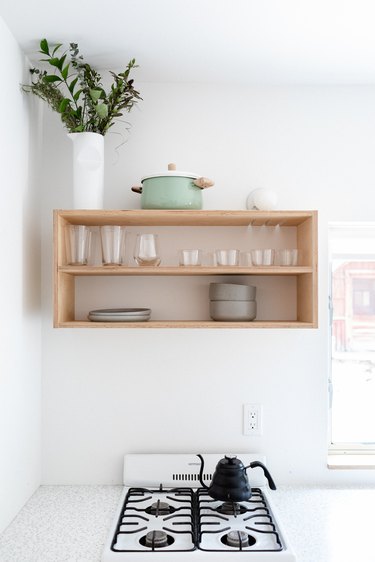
246, 188, 278, 210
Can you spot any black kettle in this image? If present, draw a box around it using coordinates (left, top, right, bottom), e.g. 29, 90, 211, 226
197, 454, 276, 502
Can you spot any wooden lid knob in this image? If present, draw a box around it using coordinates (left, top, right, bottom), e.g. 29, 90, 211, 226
168, 163, 177, 171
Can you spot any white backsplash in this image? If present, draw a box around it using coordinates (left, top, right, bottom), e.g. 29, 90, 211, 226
41, 82, 375, 487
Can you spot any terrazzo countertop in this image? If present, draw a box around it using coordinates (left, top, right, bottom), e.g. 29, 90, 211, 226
1, 486, 375, 562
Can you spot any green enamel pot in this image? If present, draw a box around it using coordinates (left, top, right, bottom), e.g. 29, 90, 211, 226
131, 163, 214, 210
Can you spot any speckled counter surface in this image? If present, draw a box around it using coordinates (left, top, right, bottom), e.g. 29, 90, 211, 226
0, 486, 122, 562
1, 486, 375, 562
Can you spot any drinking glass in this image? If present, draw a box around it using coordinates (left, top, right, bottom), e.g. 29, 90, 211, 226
251, 249, 275, 266
134, 234, 161, 266
100, 225, 126, 265
179, 249, 202, 266
240, 251, 252, 266
65, 225, 90, 265
277, 249, 298, 266
215, 249, 240, 266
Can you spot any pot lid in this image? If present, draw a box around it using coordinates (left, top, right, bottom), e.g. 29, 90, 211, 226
141, 162, 200, 182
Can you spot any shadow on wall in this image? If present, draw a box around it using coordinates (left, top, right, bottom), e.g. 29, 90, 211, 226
23, 94, 42, 315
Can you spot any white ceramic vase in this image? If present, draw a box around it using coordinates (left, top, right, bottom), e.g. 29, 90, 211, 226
68, 132, 104, 209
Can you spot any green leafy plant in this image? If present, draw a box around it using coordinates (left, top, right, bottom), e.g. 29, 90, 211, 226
23, 39, 141, 135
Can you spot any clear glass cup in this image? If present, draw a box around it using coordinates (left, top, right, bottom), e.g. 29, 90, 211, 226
100, 225, 126, 265
86, 226, 102, 266
65, 225, 90, 265
179, 249, 202, 266
277, 249, 298, 266
134, 234, 161, 266
251, 249, 275, 266
215, 249, 240, 266
240, 251, 252, 266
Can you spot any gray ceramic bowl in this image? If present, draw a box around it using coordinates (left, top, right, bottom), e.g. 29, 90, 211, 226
209, 282, 256, 301
209, 300, 257, 321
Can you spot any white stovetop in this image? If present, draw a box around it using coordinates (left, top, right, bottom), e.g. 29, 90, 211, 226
1, 486, 375, 562
101, 453, 291, 561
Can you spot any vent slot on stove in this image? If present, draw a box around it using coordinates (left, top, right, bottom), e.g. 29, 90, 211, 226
172, 473, 212, 482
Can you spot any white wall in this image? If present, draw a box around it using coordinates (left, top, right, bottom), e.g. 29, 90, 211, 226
41, 82, 375, 485
0, 17, 42, 532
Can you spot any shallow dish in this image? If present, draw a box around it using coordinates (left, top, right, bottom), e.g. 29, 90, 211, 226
89, 308, 151, 316
209, 283, 256, 301
209, 300, 257, 321
88, 313, 150, 322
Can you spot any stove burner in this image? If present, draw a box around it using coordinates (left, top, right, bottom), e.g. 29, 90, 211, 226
140, 530, 175, 549
145, 500, 175, 516
221, 530, 256, 549
216, 501, 247, 516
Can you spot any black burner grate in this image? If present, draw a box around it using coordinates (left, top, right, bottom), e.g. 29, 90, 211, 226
111, 486, 196, 553
197, 488, 283, 552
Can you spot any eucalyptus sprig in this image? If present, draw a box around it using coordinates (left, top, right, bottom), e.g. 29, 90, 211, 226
23, 39, 141, 135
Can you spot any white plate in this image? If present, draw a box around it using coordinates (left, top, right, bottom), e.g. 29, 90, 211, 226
89, 308, 151, 316
88, 314, 151, 322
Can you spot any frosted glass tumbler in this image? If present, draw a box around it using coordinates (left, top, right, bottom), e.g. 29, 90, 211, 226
251, 249, 275, 266
179, 249, 202, 266
134, 234, 161, 266
65, 225, 90, 265
100, 225, 126, 265
215, 249, 239, 266
240, 251, 252, 266
277, 249, 298, 266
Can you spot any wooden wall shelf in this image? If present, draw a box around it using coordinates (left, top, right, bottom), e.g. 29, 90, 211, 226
54, 209, 318, 328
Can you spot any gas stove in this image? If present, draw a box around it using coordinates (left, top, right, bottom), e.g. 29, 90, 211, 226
102, 454, 296, 561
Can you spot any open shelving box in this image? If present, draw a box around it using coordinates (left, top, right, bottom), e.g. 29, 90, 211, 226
54, 209, 318, 328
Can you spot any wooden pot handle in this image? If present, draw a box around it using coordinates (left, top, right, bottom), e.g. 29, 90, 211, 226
131, 186, 143, 194
193, 177, 215, 189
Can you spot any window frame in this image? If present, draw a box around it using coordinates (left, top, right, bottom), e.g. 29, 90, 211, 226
328, 226, 375, 464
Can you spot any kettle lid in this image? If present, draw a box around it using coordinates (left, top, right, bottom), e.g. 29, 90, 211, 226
219, 455, 245, 468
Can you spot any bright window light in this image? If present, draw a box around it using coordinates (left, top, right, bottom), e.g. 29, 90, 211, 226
329, 223, 375, 449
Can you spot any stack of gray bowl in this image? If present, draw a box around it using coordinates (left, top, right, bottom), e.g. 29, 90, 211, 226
209, 283, 257, 321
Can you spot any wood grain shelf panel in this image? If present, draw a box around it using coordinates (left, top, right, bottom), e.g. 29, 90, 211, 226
56, 209, 314, 227
56, 320, 315, 329
58, 266, 313, 276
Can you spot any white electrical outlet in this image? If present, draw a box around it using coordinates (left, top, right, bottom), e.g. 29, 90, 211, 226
243, 404, 263, 436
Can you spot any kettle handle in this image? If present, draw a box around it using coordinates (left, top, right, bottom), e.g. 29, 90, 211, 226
246, 461, 277, 490
197, 454, 209, 490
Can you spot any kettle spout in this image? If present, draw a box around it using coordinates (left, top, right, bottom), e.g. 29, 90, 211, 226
197, 454, 209, 490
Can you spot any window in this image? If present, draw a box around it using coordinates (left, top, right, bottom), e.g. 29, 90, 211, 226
329, 224, 375, 461
352, 278, 375, 316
